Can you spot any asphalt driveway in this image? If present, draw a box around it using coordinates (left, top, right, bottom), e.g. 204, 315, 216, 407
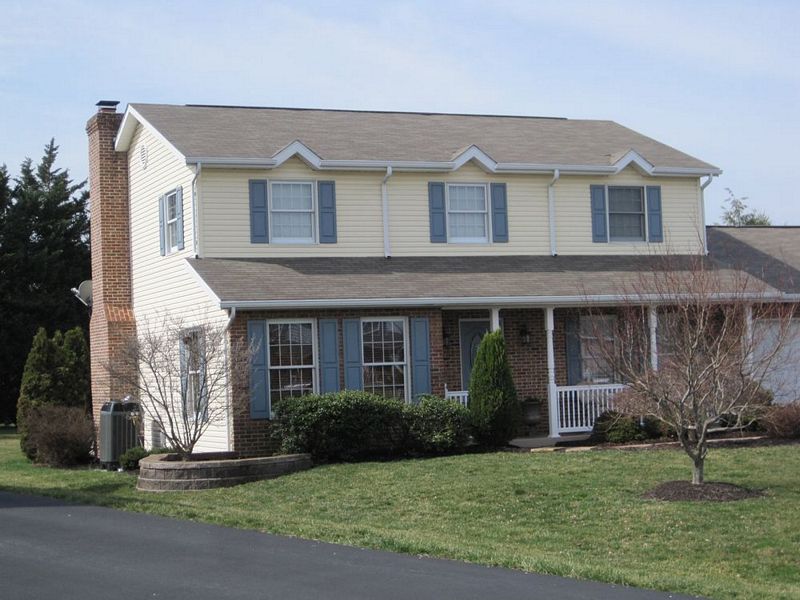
0, 491, 696, 599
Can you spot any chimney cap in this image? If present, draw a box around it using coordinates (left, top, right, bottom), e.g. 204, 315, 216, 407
96, 100, 120, 112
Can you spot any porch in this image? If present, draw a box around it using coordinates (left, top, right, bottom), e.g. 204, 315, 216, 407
441, 305, 656, 438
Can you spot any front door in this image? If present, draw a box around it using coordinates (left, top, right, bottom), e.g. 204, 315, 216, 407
460, 320, 490, 389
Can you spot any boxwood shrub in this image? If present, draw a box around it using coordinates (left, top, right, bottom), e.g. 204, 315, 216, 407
404, 395, 472, 455
590, 410, 664, 444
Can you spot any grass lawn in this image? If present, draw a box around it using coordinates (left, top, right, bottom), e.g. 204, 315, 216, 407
0, 430, 798, 600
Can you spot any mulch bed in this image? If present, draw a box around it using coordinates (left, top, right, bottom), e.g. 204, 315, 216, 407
642, 480, 764, 502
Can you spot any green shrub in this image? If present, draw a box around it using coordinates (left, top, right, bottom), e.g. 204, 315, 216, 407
762, 402, 800, 439
590, 411, 659, 444
119, 446, 150, 470
467, 330, 520, 446
25, 405, 94, 467
273, 391, 407, 461
404, 395, 472, 454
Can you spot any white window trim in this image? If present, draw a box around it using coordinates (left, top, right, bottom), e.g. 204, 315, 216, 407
180, 328, 206, 423
446, 182, 491, 244
266, 319, 318, 416
605, 185, 649, 244
165, 188, 180, 253
269, 180, 317, 245
360, 316, 411, 402
579, 314, 618, 384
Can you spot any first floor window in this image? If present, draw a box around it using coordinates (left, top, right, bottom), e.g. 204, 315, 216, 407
181, 330, 206, 420
268, 321, 316, 405
362, 318, 408, 400
271, 182, 315, 243
579, 315, 618, 383
447, 184, 488, 243
608, 186, 645, 242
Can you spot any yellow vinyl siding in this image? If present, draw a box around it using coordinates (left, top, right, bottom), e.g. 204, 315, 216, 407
555, 168, 704, 255
200, 158, 385, 257
128, 124, 229, 452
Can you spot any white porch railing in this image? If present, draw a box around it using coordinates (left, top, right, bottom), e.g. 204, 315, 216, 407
556, 383, 626, 434
444, 386, 469, 407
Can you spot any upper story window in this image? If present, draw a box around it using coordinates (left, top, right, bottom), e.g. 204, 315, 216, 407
608, 187, 645, 242
447, 184, 489, 243
159, 186, 184, 256
271, 182, 315, 243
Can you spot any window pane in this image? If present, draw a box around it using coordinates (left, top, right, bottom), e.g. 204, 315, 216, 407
272, 183, 313, 210
272, 212, 313, 239
361, 320, 406, 399
449, 185, 486, 211
167, 195, 177, 220
363, 365, 405, 400
609, 213, 644, 240
449, 212, 486, 239
268, 323, 314, 367
608, 187, 643, 213
270, 368, 314, 403
168, 221, 178, 248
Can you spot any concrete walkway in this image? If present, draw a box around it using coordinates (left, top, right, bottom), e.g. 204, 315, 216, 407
0, 491, 697, 599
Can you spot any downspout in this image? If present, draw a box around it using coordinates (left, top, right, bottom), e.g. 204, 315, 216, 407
381, 166, 393, 258
191, 162, 202, 257
548, 169, 560, 256
222, 306, 236, 451
700, 174, 714, 255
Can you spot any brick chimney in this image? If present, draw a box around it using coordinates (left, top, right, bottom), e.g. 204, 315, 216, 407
86, 101, 136, 429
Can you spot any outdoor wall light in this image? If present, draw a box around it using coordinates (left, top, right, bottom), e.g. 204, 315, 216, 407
520, 325, 531, 345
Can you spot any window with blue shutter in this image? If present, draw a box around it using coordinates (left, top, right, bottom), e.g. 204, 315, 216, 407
318, 181, 337, 243
490, 183, 509, 243
249, 180, 269, 243
646, 186, 663, 242
343, 319, 363, 390
410, 317, 432, 401
590, 185, 608, 243
565, 316, 583, 385
175, 186, 185, 250
319, 319, 340, 393
428, 182, 447, 243
248, 320, 270, 419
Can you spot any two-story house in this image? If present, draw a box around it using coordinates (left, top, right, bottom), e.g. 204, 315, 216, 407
86, 101, 800, 455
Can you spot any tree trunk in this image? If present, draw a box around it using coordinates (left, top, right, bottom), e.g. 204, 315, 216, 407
692, 458, 704, 485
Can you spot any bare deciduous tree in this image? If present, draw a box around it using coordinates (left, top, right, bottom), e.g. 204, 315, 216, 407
107, 315, 251, 460
584, 255, 796, 485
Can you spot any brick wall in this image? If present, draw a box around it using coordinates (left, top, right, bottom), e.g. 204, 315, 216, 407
86, 109, 136, 431
227, 307, 445, 457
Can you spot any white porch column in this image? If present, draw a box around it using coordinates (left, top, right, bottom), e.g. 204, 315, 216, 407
490, 307, 501, 332
545, 306, 559, 438
648, 305, 659, 371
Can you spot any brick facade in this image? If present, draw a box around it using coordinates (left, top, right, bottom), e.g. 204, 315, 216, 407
86, 108, 136, 430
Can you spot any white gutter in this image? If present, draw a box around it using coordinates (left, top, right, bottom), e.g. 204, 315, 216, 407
224, 306, 237, 331
547, 169, 560, 256
191, 162, 202, 257
218, 291, 796, 311
381, 166, 393, 258
700, 174, 716, 254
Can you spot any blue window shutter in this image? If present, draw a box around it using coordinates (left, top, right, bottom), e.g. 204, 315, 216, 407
319, 319, 340, 393
175, 186, 185, 250
646, 186, 663, 243
410, 317, 431, 401
343, 319, 363, 390
590, 185, 608, 243
318, 181, 337, 243
158, 195, 166, 256
249, 180, 269, 243
490, 183, 509, 243
565, 316, 583, 385
428, 182, 447, 243
248, 320, 270, 419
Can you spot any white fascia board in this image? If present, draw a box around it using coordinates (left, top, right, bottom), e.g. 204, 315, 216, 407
271, 139, 323, 169
184, 260, 222, 306
113, 106, 187, 162
450, 145, 498, 172
652, 166, 723, 176
219, 291, 794, 311
612, 149, 655, 175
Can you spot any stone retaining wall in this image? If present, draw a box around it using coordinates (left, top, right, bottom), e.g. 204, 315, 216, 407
137, 453, 313, 491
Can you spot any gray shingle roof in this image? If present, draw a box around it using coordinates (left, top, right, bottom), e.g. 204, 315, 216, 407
187, 252, 778, 308
130, 103, 717, 171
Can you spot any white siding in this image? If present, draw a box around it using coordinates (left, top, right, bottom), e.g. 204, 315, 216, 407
128, 124, 229, 452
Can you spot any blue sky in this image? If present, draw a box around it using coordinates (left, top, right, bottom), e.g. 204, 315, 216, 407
2, 0, 798, 223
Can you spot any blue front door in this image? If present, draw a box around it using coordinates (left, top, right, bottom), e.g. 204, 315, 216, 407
460, 320, 490, 389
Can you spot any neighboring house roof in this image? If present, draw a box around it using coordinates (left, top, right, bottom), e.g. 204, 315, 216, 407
707, 226, 800, 294
116, 103, 720, 176
186, 251, 783, 310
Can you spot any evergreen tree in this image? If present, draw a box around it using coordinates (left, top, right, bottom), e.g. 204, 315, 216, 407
59, 327, 91, 412
0, 141, 90, 423
16, 328, 60, 458
467, 330, 520, 446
